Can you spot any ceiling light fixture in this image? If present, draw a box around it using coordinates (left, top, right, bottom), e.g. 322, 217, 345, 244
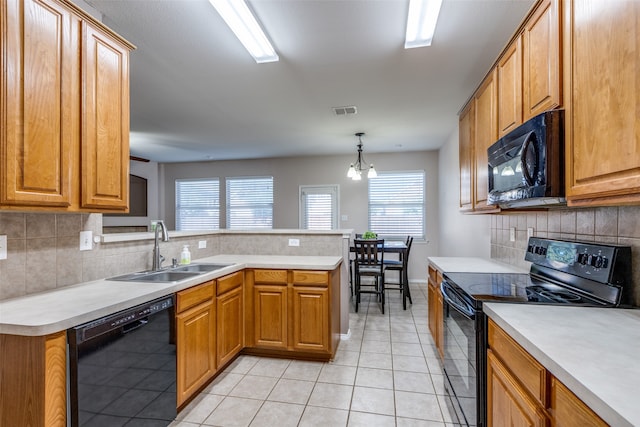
405, 0, 443, 48
208, 0, 279, 63
347, 133, 377, 181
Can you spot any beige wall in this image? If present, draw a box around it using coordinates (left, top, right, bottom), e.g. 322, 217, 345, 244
160, 151, 441, 282
437, 128, 491, 257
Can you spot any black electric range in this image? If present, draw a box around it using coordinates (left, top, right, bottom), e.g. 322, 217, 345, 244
440, 237, 633, 427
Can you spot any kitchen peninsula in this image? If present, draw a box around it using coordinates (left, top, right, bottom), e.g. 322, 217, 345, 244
0, 253, 342, 426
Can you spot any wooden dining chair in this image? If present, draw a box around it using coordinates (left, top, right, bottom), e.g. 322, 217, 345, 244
383, 236, 413, 310
353, 238, 385, 314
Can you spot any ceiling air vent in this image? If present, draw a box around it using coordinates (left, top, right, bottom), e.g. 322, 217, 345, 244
332, 105, 358, 116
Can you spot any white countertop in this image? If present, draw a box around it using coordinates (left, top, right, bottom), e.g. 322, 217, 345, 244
0, 254, 342, 336
484, 303, 640, 427
428, 257, 528, 274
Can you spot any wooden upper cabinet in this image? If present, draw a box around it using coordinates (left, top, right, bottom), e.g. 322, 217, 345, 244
564, 0, 640, 206
497, 36, 523, 137
473, 70, 499, 211
81, 22, 130, 210
1, 0, 77, 207
1, 0, 133, 212
523, 0, 561, 120
458, 101, 474, 212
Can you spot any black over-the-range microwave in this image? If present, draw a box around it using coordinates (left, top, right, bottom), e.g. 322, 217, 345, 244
487, 109, 564, 208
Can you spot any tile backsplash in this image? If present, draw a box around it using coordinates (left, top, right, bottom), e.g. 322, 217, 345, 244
0, 212, 347, 301
491, 206, 640, 306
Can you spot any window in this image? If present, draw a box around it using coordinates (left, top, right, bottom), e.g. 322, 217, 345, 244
368, 171, 425, 238
300, 185, 339, 230
226, 176, 273, 229
175, 179, 220, 231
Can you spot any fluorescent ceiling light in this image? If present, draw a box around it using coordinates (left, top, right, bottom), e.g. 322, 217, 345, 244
209, 0, 279, 63
405, 0, 443, 48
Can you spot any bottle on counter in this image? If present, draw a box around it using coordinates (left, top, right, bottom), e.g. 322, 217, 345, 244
180, 245, 191, 265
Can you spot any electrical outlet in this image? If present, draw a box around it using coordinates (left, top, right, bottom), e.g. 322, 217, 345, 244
509, 227, 516, 242
0, 235, 7, 260
527, 227, 535, 239
288, 238, 300, 247
341, 215, 348, 221
79, 230, 93, 251
198, 240, 207, 249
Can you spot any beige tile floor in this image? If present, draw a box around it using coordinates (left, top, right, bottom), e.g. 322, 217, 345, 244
171, 283, 461, 427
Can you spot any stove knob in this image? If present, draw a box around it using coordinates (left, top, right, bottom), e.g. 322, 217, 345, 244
593, 256, 605, 268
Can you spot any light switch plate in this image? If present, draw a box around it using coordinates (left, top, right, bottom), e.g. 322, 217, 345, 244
198, 240, 207, 249
341, 215, 348, 221
288, 238, 300, 247
527, 227, 535, 238
509, 227, 516, 242
80, 230, 93, 251
0, 235, 7, 260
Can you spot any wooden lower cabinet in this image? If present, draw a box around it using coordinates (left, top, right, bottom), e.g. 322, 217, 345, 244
247, 268, 340, 358
488, 319, 607, 427
292, 286, 328, 352
550, 377, 607, 427
487, 350, 547, 427
217, 285, 244, 367
176, 282, 216, 407
253, 284, 288, 349
427, 264, 444, 358
0, 331, 67, 427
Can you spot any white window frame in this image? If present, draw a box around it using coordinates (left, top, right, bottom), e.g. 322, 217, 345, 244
175, 178, 220, 231
226, 176, 274, 229
299, 185, 340, 230
368, 170, 425, 239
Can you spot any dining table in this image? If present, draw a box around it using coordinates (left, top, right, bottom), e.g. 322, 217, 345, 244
350, 239, 411, 309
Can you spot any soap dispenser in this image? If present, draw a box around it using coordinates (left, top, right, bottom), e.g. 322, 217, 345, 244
180, 245, 191, 265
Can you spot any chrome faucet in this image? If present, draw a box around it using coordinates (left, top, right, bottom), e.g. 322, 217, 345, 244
152, 220, 169, 271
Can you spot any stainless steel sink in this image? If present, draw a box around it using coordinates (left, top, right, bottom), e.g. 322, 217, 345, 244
108, 270, 202, 283
172, 263, 231, 273
106, 263, 232, 283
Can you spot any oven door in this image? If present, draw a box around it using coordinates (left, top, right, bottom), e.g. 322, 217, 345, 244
440, 280, 485, 427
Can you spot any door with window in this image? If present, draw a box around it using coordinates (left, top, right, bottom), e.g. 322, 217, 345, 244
299, 185, 339, 230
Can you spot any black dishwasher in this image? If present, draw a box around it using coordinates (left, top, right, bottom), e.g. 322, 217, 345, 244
68, 295, 176, 427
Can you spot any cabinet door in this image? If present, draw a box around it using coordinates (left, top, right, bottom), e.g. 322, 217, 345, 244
564, 0, 640, 206
176, 301, 216, 407
0, 331, 67, 427
81, 22, 130, 210
523, 0, 560, 120
550, 377, 607, 427
474, 70, 499, 211
217, 286, 244, 367
253, 285, 288, 349
498, 37, 523, 137
487, 351, 547, 427
292, 286, 328, 352
1, 0, 77, 207
459, 101, 474, 212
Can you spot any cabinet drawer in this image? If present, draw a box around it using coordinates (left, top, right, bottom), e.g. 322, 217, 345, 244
488, 319, 546, 405
292, 270, 328, 287
176, 281, 215, 313
217, 271, 243, 295
254, 269, 288, 285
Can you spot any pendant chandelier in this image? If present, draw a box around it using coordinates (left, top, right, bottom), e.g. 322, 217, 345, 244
346, 132, 377, 181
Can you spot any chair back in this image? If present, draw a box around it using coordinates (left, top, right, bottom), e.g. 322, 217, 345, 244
405, 236, 414, 259
353, 238, 384, 270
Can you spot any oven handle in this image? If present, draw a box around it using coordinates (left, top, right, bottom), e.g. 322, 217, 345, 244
520, 131, 538, 186
440, 281, 475, 320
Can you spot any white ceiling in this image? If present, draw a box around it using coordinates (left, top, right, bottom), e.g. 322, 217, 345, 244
79, 0, 534, 163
